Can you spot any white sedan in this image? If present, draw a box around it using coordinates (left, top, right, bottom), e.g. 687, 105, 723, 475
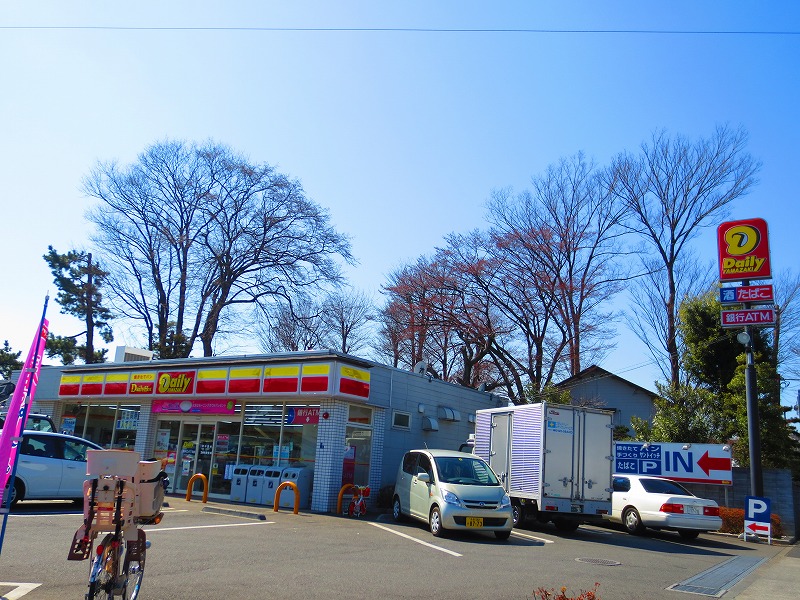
608, 474, 722, 540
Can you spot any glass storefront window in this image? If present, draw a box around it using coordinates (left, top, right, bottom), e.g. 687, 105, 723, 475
348, 404, 372, 425
239, 403, 319, 468
61, 402, 140, 449
343, 405, 372, 486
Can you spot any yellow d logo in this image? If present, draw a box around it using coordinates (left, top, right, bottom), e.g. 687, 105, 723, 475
724, 224, 760, 256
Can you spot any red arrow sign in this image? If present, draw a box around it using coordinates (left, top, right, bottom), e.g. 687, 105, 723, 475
697, 451, 732, 476
747, 522, 770, 534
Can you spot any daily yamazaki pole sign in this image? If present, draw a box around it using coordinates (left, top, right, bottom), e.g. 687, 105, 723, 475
717, 218, 772, 282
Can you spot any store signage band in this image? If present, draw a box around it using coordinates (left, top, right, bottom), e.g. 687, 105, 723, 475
58, 361, 371, 399
720, 308, 776, 328
719, 284, 774, 305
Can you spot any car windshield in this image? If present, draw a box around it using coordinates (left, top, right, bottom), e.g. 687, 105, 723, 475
640, 477, 694, 496
434, 456, 499, 485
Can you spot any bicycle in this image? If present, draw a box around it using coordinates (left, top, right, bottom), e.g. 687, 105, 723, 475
347, 485, 370, 518
68, 452, 167, 600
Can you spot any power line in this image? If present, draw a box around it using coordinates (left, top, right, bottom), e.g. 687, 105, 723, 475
0, 25, 798, 35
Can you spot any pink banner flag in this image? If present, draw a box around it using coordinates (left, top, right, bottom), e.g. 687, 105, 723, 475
0, 318, 48, 500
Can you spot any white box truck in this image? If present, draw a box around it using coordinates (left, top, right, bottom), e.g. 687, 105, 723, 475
473, 402, 614, 532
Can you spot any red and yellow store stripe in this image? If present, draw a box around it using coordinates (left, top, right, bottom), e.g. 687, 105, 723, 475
301, 363, 330, 393
263, 365, 300, 393
195, 368, 228, 394
228, 366, 263, 394
339, 365, 370, 398
103, 372, 130, 395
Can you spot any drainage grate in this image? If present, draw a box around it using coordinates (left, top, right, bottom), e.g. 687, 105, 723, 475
668, 556, 767, 597
575, 557, 622, 566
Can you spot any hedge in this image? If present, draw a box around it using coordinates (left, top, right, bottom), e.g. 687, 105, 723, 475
719, 507, 783, 538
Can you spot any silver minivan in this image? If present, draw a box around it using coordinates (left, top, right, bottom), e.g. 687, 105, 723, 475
392, 449, 513, 539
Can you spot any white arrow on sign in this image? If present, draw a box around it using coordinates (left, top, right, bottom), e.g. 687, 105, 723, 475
0, 582, 42, 599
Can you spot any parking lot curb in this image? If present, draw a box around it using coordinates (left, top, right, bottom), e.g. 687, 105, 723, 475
201, 505, 268, 520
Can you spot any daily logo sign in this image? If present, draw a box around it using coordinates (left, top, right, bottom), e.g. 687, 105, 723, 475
717, 218, 771, 281
614, 442, 733, 485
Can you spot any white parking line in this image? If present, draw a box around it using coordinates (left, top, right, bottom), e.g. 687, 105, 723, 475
511, 530, 555, 544
0, 582, 42, 599
145, 521, 273, 532
369, 522, 463, 557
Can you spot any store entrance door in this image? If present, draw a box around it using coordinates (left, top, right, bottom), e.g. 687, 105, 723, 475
177, 422, 216, 494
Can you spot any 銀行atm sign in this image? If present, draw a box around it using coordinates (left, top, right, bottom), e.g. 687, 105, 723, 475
717, 218, 772, 282
614, 442, 733, 485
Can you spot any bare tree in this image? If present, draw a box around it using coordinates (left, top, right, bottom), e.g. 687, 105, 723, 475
773, 270, 800, 382
257, 296, 328, 352
85, 140, 353, 357
627, 253, 716, 383
490, 153, 627, 377
320, 289, 375, 355
608, 125, 760, 385
379, 257, 449, 374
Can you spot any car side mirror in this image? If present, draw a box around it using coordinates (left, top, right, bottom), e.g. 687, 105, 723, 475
416, 472, 430, 483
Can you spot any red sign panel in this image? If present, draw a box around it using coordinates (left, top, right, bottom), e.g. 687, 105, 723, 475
156, 371, 195, 395
717, 218, 771, 281
721, 308, 776, 328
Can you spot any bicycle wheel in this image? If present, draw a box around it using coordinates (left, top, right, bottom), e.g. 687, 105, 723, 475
122, 537, 146, 600
86, 534, 119, 600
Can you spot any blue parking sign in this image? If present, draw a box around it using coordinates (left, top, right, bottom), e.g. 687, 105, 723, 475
745, 496, 771, 524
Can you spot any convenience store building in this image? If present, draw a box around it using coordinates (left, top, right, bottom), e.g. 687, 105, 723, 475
30, 349, 497, 513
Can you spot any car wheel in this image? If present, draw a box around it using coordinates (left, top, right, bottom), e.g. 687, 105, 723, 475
392, 496, 403, 522
495, 530, 511, 540
553, 517, 580, 533
429, 506, 446, 537
512, 502, 524, 527
623, 507, 645, 535
678, 529, 700, 540
6, 481, 23, 506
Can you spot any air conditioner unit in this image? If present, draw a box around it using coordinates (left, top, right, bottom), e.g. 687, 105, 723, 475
114, 346, 154, 363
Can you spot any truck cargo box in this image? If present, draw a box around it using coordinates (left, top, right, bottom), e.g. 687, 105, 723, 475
474, 402, 613, 531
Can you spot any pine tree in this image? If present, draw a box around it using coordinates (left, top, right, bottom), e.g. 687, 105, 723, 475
43, 246, 114, 364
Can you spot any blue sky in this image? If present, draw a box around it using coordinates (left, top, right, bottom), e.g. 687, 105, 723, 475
1, 2, 798, 406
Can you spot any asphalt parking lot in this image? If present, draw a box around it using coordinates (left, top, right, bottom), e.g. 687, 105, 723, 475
0, 497, 785, 600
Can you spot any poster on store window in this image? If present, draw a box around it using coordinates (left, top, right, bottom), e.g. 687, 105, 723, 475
61, 416, 76, 435
165, 450, 177, 475
156, 429, 170, 452
272, 444, 291, 462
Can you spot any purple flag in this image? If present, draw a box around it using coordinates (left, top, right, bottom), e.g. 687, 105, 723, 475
0, 318, 48, 497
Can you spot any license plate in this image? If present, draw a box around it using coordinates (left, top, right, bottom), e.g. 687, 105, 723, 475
466, 517, 483, 528
571, 504, 581, 513
685, 505, 701, 515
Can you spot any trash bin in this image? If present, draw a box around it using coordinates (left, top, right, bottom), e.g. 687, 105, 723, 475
261, 467, 286, 506
229, 465, 252, 503
245, 466, 267, 504
278, 467, 313, 509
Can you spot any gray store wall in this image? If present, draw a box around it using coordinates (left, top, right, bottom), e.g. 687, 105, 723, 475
684, 468, 797, 540
369, 364, 499, 495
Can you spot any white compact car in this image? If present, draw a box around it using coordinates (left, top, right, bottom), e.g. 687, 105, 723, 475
608, 474, 722, 540
5, 431, 102, 505
392, 449, 513, 540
